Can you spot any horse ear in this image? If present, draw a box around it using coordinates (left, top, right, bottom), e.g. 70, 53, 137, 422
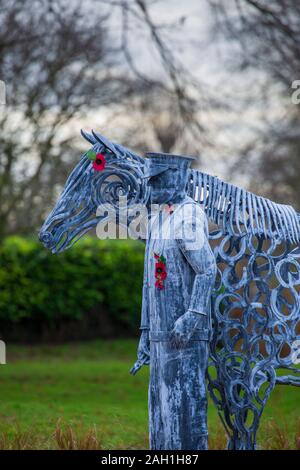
92, 130, 118, 154
81, 129, 97, 145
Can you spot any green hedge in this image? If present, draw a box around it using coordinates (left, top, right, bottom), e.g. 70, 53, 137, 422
0, 236, 145, 332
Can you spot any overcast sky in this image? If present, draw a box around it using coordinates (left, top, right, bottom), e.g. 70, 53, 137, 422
80, 0, 275, 184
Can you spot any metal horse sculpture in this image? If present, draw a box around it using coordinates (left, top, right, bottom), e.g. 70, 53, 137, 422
40, 130, 300, 450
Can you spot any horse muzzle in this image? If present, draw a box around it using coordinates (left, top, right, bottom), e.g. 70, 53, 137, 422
38, 230, 55, 250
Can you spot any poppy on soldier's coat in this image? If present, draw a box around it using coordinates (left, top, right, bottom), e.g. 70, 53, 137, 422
165, 203, 174, 214
155, 279, 164, 290
154, 253, 167, 289
155, 262, 167, 280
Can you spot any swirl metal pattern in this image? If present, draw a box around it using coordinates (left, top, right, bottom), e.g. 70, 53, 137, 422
207, 231, 300, 449
40, 133, 300, 449
40, 131, 149, 253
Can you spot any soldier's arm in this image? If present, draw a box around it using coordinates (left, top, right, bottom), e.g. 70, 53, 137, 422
171, 204, 217, 347
139, 242, 150, 330
177, 205, 216, 317
130, 243, 150, 374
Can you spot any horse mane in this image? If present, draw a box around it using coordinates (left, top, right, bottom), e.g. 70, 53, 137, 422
188, 169, 300, 243
81, 129, 145, 165
81, 130, 300, 243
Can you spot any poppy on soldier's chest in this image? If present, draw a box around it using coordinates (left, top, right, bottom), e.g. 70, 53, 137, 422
154, 252, 167, 289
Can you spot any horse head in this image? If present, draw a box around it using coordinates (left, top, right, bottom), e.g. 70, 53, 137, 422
39, 131, 149, 253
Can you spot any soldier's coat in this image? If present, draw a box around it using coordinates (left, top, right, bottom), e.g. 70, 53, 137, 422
141, 196, 217, 450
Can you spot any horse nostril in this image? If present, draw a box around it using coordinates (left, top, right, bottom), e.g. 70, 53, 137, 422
39, 231, 54, 247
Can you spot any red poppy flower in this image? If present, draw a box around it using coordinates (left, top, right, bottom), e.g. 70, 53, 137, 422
92, 153, 106, 171
155, 280, 164, 290
165, 204, 174, 214
158, 272, 167, 281
154, 253, 167, 289
155, 263, 167, 280
155, 261, 166, 274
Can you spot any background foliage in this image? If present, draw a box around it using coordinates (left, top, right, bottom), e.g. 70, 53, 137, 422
0, 237, 144, 340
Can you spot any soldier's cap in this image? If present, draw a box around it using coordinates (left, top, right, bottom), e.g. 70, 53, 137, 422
142, 152, 195, 179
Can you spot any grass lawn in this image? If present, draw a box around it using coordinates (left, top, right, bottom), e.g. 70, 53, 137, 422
0, 340, 299, 450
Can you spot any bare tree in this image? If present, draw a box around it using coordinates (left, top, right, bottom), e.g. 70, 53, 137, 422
208, 0, 300, 208
0, 0, 136, 237
118, 83, 206, 156
0, 0, 216, 238
101, 0, 214, 157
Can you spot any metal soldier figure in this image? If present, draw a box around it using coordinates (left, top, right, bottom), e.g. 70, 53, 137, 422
130, 153, 217, 450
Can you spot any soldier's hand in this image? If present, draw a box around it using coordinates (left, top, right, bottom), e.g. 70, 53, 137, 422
129, 329, 150, 375
170, 310, 205, 348
130, 329, 150, 374
137, 328, 150, 362
130, 354, 149, 375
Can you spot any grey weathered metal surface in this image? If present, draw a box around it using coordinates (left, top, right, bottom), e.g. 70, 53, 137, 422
39, 130, 150, 253
188, 171, 300, 449
40, 131, 300, 450
133, 153, 217, 450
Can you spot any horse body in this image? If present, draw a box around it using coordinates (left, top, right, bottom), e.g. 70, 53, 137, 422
40, 131, 300, 450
